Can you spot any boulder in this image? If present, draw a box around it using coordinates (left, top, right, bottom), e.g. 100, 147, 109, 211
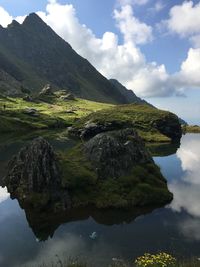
23, 95, 33, 102
69, 120, 132, 140
152, 115, 182, 140
65, 110, 76, 114
23, 108, 38, 116
3, 137, 70, 210
39, 84, 54, 96
60, 93, 75, 101
84, 128, 153, 179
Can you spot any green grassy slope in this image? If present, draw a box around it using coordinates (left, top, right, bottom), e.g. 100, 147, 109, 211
0, 95, 181, 143
0, 95, 113, 133
71, 104, 182, 142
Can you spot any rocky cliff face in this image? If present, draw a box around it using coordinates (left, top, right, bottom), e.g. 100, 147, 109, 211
84, 128, 153, 179
3, 137, 70, 210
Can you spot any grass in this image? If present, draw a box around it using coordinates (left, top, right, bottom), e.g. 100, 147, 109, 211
58, 144, 172, 209
0, 95, 113, 133
184, 125, 200, 133
71, 104, 180, 142
0, 96, 181, 143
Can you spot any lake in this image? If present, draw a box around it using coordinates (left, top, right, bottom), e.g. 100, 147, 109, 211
0, 133, 200, 267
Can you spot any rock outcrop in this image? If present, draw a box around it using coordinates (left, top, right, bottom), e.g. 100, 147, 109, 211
152, 115, 182, 141
3, 133, 173, 212
39, 84, 54, 96
23, 108, 39, 117
84, 128, 153, 179
3, 137, 70, 210
60, 93, 75, 101
69, 104, 182, 143
69, 120, 132, 140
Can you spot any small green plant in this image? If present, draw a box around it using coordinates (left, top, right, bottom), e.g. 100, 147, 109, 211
135, 252, 176, 267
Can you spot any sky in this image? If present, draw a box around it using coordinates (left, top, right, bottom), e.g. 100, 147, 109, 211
0, 0, 200, 124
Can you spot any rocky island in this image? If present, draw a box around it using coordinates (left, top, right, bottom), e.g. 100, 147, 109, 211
3, 126, 173, 213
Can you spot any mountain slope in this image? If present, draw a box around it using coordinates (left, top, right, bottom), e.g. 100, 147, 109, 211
109, 79, 153, 106
0, 14, 133, 104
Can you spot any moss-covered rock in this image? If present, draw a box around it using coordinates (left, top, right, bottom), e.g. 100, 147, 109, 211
3, 131, 173, 213
69, 104, 182, 142
60, 129, 173, 209
3, 137, 70, 210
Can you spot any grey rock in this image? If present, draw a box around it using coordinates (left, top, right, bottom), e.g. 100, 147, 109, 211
39, 84, 54, 96
152, 115, 182, 140
60, 93, 75, 101
23, 108, 38, 116
3, 137, 70, 210
83, 128, 153, 179
23, 95, 33, 102
69, 120, 132, 140
65, 110, 76, 114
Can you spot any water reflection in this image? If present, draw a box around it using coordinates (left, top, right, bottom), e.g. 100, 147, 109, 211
147, 142, 180, 157
1, 134, 200, 267
0, 187, 9, 203
169, 134, 200, 217
17, 202, 157, 241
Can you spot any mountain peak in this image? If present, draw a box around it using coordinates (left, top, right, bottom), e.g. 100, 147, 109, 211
7, 20, 20, 28
23, 13, 46, 27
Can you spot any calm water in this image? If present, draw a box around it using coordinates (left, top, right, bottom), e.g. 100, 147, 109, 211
0, 134, 200, 267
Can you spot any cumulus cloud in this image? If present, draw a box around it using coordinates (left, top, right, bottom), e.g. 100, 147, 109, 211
114, 5, 153, 44
0, 187, 9, 204
165, 1, 200, 38
158, 1, 200, 94
0, 6, 12, 27
175, 48, 200, 88
34, 1, 173, 97
162, 1, 200, 49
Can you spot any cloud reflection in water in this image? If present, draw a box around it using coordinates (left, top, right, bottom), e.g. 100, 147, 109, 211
168, 134, 200, 240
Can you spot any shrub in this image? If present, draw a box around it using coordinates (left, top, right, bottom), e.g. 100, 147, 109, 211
135, 253, 176, 267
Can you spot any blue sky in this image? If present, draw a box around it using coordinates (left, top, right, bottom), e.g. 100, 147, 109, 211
0, 0, 200, 124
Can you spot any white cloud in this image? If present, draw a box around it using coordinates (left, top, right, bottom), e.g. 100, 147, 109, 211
0, 6, 12, 27
127, 63, 171, 97
158, 1, 200, 95
163, 1, 200, 48
165, 1, 200, 38
174, 48, 200, 89
114, 5, 153, 44
35, 1, 173, 97
0, 187, 9, 204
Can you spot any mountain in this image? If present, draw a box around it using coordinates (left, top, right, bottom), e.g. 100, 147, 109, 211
0, 13, 141, 104
109, 79, 153, 106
